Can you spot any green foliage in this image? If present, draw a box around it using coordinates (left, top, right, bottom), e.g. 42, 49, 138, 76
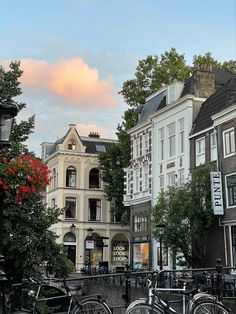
119, 48, 191, 107
0, 61, 73, 285
152, 166, 215, 268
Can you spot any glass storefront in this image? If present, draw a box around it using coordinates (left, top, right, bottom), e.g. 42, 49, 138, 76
133, 242, 149, 269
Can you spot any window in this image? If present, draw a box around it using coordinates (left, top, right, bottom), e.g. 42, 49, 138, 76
133, 214, 148, 232
160, 175, 164, 192
139, 135, 142, 156
179, 119, 184, 154
51, 198, 56, 208
232, 227, 236, 268
68, 139, 76, 150
133, 243, 149, 269
178, 169, 185, 184
210, 132, 217, 161
144, 133, 149, 153
66, 166, 76, 187
134, 169, 139, 193
89, 168, 100, 188
95, 144, 106, 152
144, 165, 149, 190
159, 128, 165, 161
65, 197, 76, 219
52, 168, 57, 189
223, 128, 235, 157
135, 137, 140, 158
168, 123, 176, 158
226, 174, 236, 207
89, 199, 101, 221
195, 137, 205, 166
167, 172, 175, 186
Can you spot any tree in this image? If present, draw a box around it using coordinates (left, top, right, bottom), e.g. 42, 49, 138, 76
99, 49, 236, 223
151, 166, 214, 268
0, 61, 73, 285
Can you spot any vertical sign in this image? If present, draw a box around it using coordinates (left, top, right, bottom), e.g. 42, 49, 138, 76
210, 171, 224, 215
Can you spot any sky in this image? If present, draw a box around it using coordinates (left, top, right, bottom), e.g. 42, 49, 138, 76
1, 0, 236, 157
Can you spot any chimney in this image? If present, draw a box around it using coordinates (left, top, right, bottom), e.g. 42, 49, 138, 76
89, 132, 100, 138
193, 63, 215, 98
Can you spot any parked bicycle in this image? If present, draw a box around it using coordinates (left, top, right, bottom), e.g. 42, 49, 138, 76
125, 271, 231, 314
8, 277, 112, 314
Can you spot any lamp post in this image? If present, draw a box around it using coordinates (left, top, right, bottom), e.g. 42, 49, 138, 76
0, 102, 18, 314
86, 228, 94, 276
156, 223, 166, 287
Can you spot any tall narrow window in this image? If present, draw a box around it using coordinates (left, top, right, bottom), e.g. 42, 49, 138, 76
179, 119, 184, 154
195, 137, 205, 166
160, 175, 164, 193
66, 166, 76, 187
226, 174, 236, 207
223, 128, 235, 157
89, 168, 100, 188
65, 197, 76, 219
231, 226, 236, 268
144, 165, 149, 190
89, 199, 101, 221
210, 132, 217, 161
144, 133, 149, 153
168, 123, 176, 158
134, 168, 139, 193
135, 137, 140, 158
159, 128, 165, 161
139, 135, 142, 156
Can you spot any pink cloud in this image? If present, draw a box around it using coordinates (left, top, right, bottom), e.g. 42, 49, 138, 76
19, 58, 118, 110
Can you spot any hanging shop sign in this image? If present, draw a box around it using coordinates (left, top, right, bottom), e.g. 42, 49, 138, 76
210, 171, 224, 215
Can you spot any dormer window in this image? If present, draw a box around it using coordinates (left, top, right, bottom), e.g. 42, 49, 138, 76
68, 139, 76, 150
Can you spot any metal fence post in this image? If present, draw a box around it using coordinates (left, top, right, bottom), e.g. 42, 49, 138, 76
21, 278, 28, 310
124, 265, 131, 305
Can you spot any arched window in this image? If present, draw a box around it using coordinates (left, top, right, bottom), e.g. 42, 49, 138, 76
68, 139, 76, 150
63, 232, 76, 265
89, 168, 100, 188
66, 166, 76, 187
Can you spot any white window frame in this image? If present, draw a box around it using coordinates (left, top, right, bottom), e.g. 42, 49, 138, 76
168, 123, 176, 158
210, 132, 217, 162
225, 173, 236, 208
159, 127, 165, 161
135, 137, 140, 158
167, 172, 176, 186
144, 133, 149, 153
195, 137, 205, 166
223, 128, 235, 158
134, 168, 139, 193
179, 119, 184, 154
143, 165, 149, 190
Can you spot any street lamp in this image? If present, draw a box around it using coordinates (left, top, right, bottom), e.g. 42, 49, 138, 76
86, 228, 94, 275
156, 223, 166, 271
0, 102, 18, 314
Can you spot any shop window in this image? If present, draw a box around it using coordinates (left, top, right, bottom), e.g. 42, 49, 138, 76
66, 166, 76, 187
133, 242, 149, 269
65, 197, 76, 219
89, 199, 101, 221
89, 168, 100, 188
112, 240, 129, 266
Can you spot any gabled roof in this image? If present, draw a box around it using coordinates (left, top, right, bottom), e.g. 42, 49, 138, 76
137, 68, 234, 126
191, 75, 236, 135
137, 90, 166, 124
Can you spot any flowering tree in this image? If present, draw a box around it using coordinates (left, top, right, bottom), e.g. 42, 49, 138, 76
0, 153, 51, 201
0, 61, 73, 290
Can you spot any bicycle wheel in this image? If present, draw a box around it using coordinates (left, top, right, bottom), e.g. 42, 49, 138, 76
191, 300, 230, 314
126, 303, 164, 314
72, 298, 112, 314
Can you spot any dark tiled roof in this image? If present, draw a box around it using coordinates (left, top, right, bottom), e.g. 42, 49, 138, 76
137, 68, 235, 127
138, 90, 166, 124
191, 75, 236, 135
81, 139, 114, 154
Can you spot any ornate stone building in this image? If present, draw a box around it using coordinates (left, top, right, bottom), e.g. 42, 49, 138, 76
41, 124, 130, 271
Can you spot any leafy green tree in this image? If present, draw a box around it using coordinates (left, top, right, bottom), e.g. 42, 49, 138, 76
152, 166, 215, 268
0, 61, 73, 285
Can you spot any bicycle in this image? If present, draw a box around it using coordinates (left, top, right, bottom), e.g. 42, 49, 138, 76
125, 272, 231, 314
8, 277, 112, 314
